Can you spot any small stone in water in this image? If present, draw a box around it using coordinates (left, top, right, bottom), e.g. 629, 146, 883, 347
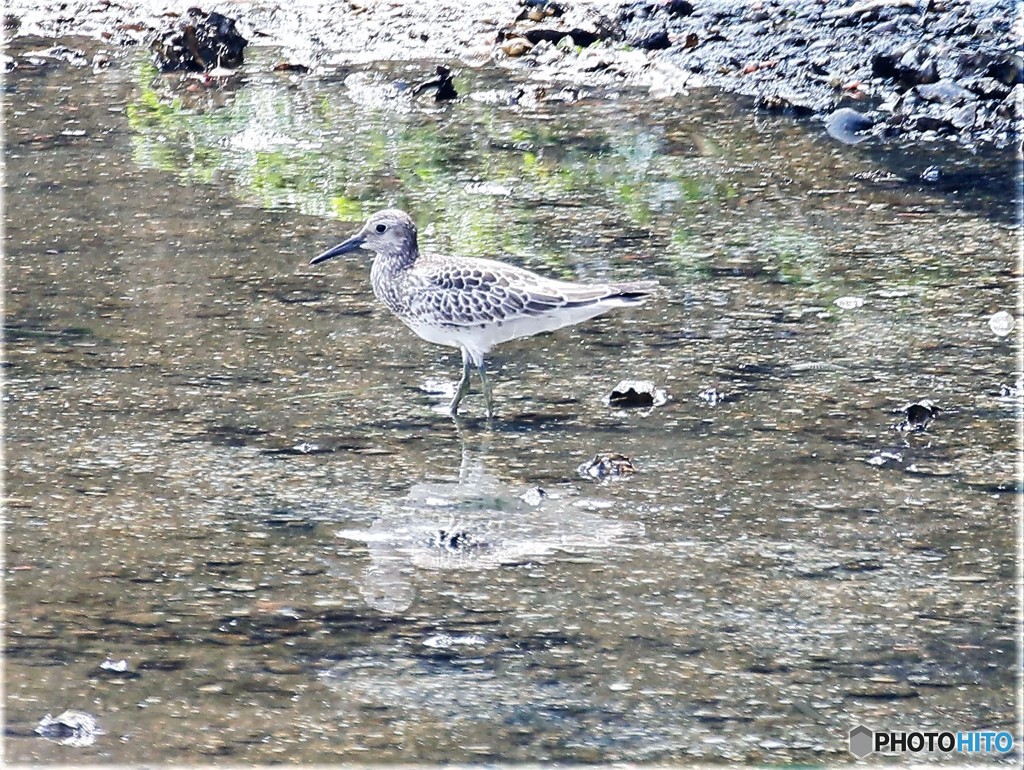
578, 453, 637, 479
835, 296, 865, 309
35, 710, 102, 747
988, 310, 1015, 337
607, 379, 666, 408
423, 633, 486, 649
100, 659, 129, 673
896, 400, 940, 432
411, 65, 458, 101
699, 387, 727, 405
866, 451, 903, 466
519, 487, 547, 506
428, 529, 479, 551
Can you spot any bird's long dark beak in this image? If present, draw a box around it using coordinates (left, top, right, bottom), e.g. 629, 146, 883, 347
309, 234, 365, 265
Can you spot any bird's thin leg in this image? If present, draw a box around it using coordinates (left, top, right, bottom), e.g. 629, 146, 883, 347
477, 359, 495, 418
449, 349, 473, 416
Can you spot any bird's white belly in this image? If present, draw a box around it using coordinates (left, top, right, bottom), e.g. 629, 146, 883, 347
400, 305, 610, 360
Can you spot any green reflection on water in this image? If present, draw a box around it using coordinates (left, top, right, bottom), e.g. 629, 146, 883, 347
124, 55, 741, 270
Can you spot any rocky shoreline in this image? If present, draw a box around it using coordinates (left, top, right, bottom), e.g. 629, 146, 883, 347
4, 0, 1021, 148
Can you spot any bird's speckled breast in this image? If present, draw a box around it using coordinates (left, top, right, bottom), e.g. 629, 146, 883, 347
370, 254, 418, 318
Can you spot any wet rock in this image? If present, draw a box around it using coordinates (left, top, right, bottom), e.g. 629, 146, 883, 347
844, 683, 920, 700
411, 65, 458, 101
914, 79, 977, 104
834, 295, 866, 309
428, 528, 485, 552
988, 310, 1015, 337
997, 85, 1023, 119
756, 90, 823, 116
150, 8, 247, 73
607, 379, 666, 408
998, 377, 1023, 399
503, 2, 622, 49
519, 487, 547, 506
896, 400, 940, 432
920, 165, 942, 182
825, 108, 874, 144
273, 61, 311, 74
872, 49, 938, 88
620, 0, 694, 23
578, 453, 637, 479
35, 710, 102, 747
989, 53, 1023, 86
959, 76, 1011, 101
949, 102, 977, 130
665, 0, 696, 18
518, 0, 565, 21
823, 0, 919, 21
89, 658, 140, 680
502, 37, 534, 57
631, 28, 671, 51
698, 387, 729, 405
22, 45, 89, 67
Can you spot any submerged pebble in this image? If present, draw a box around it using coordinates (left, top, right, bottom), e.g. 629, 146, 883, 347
606, 379, 668, 408
988, 310, 1014, 337
896, 400, 940, 432
824, 108, 874, 145
578, 453, 637, 479
35, 710, 102, 747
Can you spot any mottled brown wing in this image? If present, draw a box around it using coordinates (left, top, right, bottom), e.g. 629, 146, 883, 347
407, 262, 606, 326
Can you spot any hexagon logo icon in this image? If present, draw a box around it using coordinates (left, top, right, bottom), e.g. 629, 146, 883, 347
849, 725, 874, 758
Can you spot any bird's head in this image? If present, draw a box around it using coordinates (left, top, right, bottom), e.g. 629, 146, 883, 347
310, 209, 418, 265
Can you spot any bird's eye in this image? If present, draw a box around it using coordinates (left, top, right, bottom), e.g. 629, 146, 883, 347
375, 223, 387, 233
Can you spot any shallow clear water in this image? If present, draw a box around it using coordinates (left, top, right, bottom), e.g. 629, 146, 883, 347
3, 40, 1020, 764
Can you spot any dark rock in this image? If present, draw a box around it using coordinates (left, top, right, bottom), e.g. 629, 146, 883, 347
428, 528, 481, 552
523, 27, 605, 47
607, 379, 665, 407
664, 0, 696, 17
521, 0, 566, 18
412, 65, 458, 101
620, 0, 694, 22
632, 28, 671, 50
825, 107, 874, 144
896, 400, 940, 432
618, 1, 654, 23
872, 49, 938, 88
511, 2, 623, 48
150, 8, 247, 73
989, 53, 1023, 86
578, 453, 637, 480
952, 51, 994, 79
997, 85, 1023, 119
274, 61, 311, 74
